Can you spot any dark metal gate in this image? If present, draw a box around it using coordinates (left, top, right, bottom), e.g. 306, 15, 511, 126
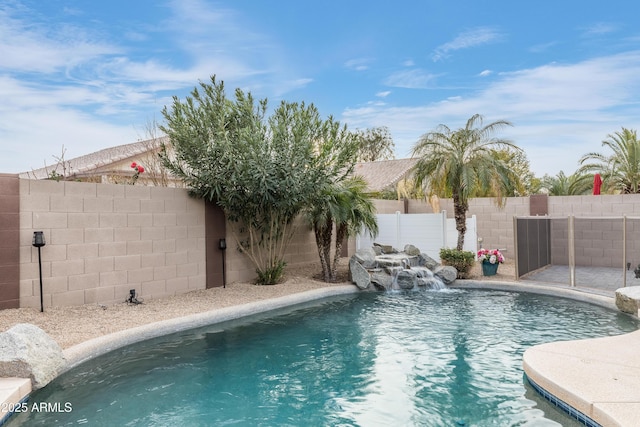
514, 217, 551, 278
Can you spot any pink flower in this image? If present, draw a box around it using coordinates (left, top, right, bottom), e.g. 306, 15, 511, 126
477, 248, 505, 264
131, 162, 137, 169
137, 166, 144, 174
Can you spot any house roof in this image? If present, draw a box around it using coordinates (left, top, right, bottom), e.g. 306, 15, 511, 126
20, 138, 417, 194
352, 158, 417, 193
19, 137, 168, 180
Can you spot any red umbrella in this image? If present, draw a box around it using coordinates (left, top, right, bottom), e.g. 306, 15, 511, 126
593, 173, 602, 195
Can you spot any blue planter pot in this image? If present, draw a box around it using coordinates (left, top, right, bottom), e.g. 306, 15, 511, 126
482, 261, 499, 276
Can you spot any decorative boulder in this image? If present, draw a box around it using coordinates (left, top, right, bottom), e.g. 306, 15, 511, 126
403, 244, 421, 256
434, 266, 458, 285
0, 323, 65, 389
350, 256, 371, 290
353, 248, 377, 269
615, 287, 640, 314
374, 243, 396, 254
396, 269, 418, 289
418, 253, 439, 270
370, 270, 393, 291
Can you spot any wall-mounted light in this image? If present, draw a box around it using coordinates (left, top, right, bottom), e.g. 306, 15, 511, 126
32, 231, 46, 312
219, 238, 227, 288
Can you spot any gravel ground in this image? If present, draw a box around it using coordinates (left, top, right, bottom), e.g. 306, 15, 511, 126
0, 258, 516, 349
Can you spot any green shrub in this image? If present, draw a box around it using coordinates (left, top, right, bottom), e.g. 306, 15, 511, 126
255, 261, 287, 285
439, 248, 475, 279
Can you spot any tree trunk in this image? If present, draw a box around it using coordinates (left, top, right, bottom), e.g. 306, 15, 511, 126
314, 226, 331, 282
330, 225, 348, 282
453, 192, 468, 251
318, 222, 334, 282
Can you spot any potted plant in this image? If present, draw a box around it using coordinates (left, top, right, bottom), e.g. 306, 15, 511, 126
439, 248, 475, 279
477, 248, 505, 276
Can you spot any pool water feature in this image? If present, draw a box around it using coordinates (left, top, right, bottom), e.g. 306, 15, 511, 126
7, 290, 639, 426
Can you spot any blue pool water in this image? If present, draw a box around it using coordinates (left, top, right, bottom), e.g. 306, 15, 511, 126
7, 289, 640, 426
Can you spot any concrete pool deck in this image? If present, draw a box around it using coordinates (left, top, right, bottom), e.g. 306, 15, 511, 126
2, 280, 639, 426
523, 329, 640, 427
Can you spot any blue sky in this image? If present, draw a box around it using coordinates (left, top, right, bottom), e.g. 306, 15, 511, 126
2, 0, 640, 176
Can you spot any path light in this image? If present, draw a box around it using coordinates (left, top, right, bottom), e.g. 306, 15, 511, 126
219, 239, 227, 288
32, 231, 46, 313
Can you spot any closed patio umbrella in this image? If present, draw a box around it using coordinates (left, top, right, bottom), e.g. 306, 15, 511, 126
593, 173, 602, 195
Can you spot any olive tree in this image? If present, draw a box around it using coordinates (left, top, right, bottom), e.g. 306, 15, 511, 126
160, 76, 357, 284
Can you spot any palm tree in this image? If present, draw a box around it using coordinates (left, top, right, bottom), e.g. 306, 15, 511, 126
540, 170, 592, 195
306, 176, 378, 282
411, 114, 520, 250
579, 127, 640, 193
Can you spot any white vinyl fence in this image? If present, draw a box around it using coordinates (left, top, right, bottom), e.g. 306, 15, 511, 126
356, 211, 477, 261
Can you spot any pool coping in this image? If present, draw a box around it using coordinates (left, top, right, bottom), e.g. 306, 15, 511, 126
2, 281, 638, 426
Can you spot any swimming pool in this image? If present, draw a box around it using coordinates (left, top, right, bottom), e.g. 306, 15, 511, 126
7, 289, 639, 426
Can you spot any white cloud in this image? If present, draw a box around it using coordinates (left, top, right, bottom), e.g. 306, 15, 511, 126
384, 69, 437, 89
0, 0, 317, 172
343, 51, 640, 176
582, 22, 618, 36
0, 5, 120, 73
344, 58, 372, 71
479, 70, 492, 77
376, 91, 391, 98
432, 27, 503, 61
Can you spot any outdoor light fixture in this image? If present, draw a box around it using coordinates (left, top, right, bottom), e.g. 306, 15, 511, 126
32, 231, 46, 247
219, 238, 227, 288
32, 231, 46, 313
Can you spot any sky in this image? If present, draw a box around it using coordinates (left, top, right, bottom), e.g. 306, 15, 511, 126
2, 0, 640, 176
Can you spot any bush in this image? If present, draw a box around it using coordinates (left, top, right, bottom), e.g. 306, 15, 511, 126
439, 248, 475, 279
255, 261, 286, 285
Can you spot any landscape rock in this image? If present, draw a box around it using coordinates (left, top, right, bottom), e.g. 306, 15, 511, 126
353, 248, 377, 269
418, 253, 439, 270
434, 265, 458, 285
403, 244, 421, 256
349, 256, 371, 290
0, 323, 65, 389
396, 269, 418, 289
615, 286, 640, 314
373, 243, 395, 254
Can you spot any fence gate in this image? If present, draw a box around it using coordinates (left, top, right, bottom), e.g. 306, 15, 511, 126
514, 216, 551, 278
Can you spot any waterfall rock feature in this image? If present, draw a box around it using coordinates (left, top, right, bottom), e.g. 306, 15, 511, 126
350, 245, 456, 291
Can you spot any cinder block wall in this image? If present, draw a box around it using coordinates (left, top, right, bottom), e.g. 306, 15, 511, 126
547, 194, 640, 268
17, 180, 640, 309
224, 216, 321, 284
19, 180, 206, 308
